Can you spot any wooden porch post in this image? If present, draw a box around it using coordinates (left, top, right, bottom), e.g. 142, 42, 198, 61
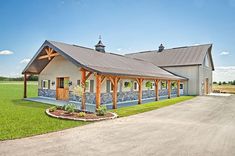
167, 80, 171, 99
81, 69, 86, 111
95, 74, 101, 109
137, 78, 143, 104
155, 79, 159, 101
112, 77, 118, 109
23, 73, 27, 98
177, 80, 180, 97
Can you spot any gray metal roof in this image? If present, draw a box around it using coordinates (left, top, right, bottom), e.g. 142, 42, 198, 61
23, 40, 186, 80
126, 44, 214, 70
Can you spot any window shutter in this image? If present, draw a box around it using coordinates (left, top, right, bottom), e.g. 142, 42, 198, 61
77, 80, 80, 86
106, 80, 110, 93
90, 80, 94, 93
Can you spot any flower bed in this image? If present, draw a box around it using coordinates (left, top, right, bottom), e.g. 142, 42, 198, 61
46, 108, 118, 122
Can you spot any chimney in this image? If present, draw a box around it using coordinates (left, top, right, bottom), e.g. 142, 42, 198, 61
95, 35, 105, 53
158, 44, 164, 52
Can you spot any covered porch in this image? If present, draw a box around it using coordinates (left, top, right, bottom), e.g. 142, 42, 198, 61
23, 67, 186, 112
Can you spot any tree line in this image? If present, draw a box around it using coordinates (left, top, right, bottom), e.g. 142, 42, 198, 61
0, 76, 38, 81
213, 80, 235, 85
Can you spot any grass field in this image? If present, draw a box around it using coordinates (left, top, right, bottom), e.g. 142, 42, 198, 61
111, 96, 195, 117
0, 81, 194, 141
213, 84, 235, 94
0, 82, 87, 141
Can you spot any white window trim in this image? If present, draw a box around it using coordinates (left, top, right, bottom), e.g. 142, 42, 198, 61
42, 80, 49, 89
133, 81, 138, 91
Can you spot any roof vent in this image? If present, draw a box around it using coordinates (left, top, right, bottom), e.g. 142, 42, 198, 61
158, 44, 164, 52
95, 35, 105, 53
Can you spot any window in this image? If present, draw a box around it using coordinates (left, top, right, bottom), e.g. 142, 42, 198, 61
77, 80, 81, 86
124, 81, 132, 88
90, 80, 94, 93
133, 82, 138, 91
85, 80, 90, 91
161, 81, 167, 89
111, 83, 114, 91
76, 79, 93, 92
171, 82, 177, 89
41, 80, 50, 89
106, 80, 111, 93
145, 81, 154, 90
180, 84, 184, 89
59, 78, 64, 88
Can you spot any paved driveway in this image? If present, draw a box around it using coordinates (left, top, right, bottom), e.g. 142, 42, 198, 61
1, 95, 235, 156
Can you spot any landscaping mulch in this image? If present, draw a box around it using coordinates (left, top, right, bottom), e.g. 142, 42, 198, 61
46, 109, 118, 122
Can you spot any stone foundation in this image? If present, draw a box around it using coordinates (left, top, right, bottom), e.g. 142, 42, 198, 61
39, 88, 179, 105
38, 89, 56, 98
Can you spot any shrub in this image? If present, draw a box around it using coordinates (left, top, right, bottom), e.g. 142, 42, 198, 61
77, 112, 86, 117
49, 106, 57, 112
96, 105, 107, 116
64, 103, 76, 114
56, 105, 63, 110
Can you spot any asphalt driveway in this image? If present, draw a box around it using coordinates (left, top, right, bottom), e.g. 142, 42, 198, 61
1, 95, 235, 156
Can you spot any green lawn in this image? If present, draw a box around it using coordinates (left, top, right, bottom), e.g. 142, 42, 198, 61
111, 96, 195, 117
0, 81, 194, 141
0, 82, 87, 141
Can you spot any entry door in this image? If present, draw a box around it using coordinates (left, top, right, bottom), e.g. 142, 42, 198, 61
56, 77, 69, 101
205, 78, 209, 95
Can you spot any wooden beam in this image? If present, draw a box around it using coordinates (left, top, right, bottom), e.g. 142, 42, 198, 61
81, 69, 86, 111
38, 53, 59, 60
101, 75, 106, 83
137, 78, 143, 104
112, 76, 118, 109
108, 76, 114, 85
102, 74, 182, 81
23, 73, 27, 98
177, 80, 180, 97
155, 79, 159, 101
167, 80, 171, 99
96, 74, 101, 109
85, 71, 92, 80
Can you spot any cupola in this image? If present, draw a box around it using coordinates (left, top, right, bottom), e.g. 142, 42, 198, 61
158, 44, 165, 52
95, 35, 105, 53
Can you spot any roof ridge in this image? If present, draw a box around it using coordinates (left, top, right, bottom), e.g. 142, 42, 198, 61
47, 40, 95, 51
125, 43, 212, 55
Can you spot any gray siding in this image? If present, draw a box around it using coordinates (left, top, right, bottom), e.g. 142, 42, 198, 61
163, 66, 199, 95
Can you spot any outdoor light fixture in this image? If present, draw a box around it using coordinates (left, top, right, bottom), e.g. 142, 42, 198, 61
51, 81, 55, 86
69, 81, 72, 86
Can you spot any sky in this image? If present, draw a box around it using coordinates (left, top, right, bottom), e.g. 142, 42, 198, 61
0, 0, 235, 82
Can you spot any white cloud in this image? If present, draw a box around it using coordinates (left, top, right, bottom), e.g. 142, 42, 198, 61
213, 66, 235, 82
20, 58, 30, 64
219, 51, 230, 55
117, 48, 122, 51
0, 50, 14, 55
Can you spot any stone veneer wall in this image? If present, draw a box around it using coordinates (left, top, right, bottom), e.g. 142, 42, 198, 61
39, 88, 178, 105
38, 89, 56, 98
